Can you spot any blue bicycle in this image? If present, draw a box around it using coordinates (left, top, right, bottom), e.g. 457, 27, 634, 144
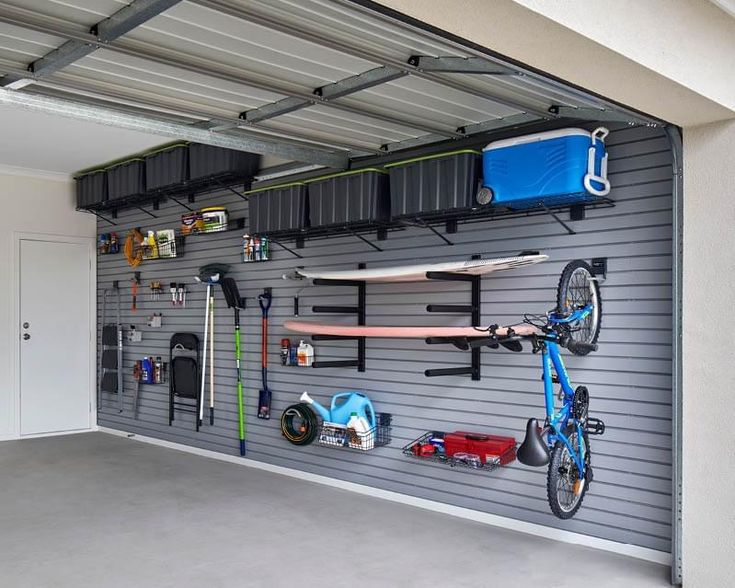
471, 260, 605, 518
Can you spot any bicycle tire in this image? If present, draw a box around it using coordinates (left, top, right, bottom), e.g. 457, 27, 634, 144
556, 260, 602, 355
547, 428, 590, 519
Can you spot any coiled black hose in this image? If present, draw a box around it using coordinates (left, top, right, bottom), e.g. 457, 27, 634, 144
280, 403, 319, 446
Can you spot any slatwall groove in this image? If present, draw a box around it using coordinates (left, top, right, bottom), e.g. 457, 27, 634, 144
97, 126, 673, 552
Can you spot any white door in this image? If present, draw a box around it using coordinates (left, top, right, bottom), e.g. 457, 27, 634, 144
19, 239, 91, 435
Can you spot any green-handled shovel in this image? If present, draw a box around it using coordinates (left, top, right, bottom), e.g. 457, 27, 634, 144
221, 278, 247, 455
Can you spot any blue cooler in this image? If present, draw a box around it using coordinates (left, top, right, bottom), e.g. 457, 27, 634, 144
480, 127, 611, 210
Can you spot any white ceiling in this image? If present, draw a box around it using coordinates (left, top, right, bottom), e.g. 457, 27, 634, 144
0, 103, 165, 177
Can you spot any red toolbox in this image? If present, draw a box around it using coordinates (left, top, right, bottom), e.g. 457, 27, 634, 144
444, 431, 517, 465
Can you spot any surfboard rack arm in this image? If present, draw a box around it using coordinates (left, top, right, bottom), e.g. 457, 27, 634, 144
424, 272, 482, 381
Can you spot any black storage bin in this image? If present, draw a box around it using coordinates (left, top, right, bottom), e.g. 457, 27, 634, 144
107, 158, 146, 201
386, 150, 481, 218
145, 143, 188, 191
306, 168, 390, 228
189, 144, 260, 181
75, 168, 107, 209
247, 181, 308, 235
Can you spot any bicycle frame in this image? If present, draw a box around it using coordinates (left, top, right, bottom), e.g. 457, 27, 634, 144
538, 305, 593, 475
541, 338, 586, 475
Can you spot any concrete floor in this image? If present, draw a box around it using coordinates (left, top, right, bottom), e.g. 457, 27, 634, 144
0, 433, 669, 588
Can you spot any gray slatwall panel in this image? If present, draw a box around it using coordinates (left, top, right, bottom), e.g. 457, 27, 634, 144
97, 125, 673, 552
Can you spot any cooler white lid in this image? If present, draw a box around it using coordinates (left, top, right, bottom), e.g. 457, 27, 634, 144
483, 127, 591, 151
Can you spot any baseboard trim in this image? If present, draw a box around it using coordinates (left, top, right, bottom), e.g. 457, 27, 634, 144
98, 427, 671, 566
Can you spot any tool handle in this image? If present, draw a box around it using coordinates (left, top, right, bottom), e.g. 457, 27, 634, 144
258, 291, 272, 316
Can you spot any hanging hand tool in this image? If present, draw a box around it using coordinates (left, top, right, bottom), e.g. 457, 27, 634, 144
194, 264, 229, 427
132, 360, 142, 418
257, 290, 273, 420
221, 277, 247, 455
131, 272, 140, 312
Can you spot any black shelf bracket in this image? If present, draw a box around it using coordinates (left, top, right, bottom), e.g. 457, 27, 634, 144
310, 276, 366, 372
424, 270, 481, 380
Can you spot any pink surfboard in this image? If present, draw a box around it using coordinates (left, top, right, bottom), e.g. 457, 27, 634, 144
283, 320, 539, 338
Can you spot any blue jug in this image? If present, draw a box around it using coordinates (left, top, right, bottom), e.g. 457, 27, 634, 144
300, 391, 376, 427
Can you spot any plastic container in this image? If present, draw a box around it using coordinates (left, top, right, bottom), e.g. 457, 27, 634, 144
386, 150, 481, 219
76, 168, 108, 208
107, 158, 146, 201
188, 144, 260, 181
444, 431, 517, 465
201, 206, 228, 233
247, 181, 308, 235
346, 412, 374, 450
297, 340, 314, 367
481, 127, 611, 210
145, 143, 188, 191
306, 168, 390, 227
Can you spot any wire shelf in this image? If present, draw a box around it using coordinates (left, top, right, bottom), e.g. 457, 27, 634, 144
317, 413, 392, 451
402, 431, 516, 472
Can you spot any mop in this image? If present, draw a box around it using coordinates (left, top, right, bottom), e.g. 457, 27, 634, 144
220, 277, 247, 455
195, 264, 229, 427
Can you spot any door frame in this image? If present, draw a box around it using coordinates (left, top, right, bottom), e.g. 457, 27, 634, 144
9, 232, 97, 440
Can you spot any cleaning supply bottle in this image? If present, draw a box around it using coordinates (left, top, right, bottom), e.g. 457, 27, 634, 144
297, 340, 314, 367
281, 339, 290, 366
346, 411, 373, 450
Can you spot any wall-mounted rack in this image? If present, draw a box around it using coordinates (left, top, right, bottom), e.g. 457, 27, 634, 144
424, 263, 482, 380
309, 272, 366, 372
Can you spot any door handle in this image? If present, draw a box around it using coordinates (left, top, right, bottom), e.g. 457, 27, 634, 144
23, 333, 30, 340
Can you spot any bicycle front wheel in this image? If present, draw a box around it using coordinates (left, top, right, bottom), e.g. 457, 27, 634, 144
556, 260, 602, 354
547, 428, 589, 519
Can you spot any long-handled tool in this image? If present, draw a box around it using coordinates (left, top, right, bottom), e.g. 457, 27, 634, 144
208, 289, 215, 425
257, 290, 273, 420
221, 278, 247, 455
195, 264, 229, 427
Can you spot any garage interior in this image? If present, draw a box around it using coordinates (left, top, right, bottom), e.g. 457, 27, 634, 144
0, 1, 682, 587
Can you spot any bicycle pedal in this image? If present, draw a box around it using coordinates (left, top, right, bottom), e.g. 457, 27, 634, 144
586, 417, 606, 435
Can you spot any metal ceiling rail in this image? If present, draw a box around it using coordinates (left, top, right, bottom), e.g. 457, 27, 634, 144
0, 88, 349, 168
191, 0, 553, 119
379, 112, 541, 153
242, 66, 406, 124
341, 0, 666, 128
0, 3, 459, 138
407, 56, 515, 75
1, 0, 181, 86
0, 56, 380, 155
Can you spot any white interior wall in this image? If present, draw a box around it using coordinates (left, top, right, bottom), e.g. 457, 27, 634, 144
0, 171, 96, 440
681, 119, 735, 587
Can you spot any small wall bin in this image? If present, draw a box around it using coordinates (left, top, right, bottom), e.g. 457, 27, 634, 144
107, 158, 146, 201
145, 143, 189, 191
188, 143, 261, 182
386, 150, 481, 219
246, 181, 308, 235
403, 431, 516, 472
76, 168, 108, 209
306, 168, 390, 228
318, 413, 392, 451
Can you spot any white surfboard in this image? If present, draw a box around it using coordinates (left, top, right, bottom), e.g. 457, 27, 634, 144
283, 253, 548, 283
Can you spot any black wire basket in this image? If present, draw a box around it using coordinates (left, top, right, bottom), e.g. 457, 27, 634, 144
317, 413, 392, 451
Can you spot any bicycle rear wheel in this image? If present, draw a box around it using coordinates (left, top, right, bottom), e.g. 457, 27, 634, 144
556, 260, 601, 354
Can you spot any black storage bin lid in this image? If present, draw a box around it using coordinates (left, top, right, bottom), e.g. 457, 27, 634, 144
145, 142, 189, 191
384, 149, 480, 169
